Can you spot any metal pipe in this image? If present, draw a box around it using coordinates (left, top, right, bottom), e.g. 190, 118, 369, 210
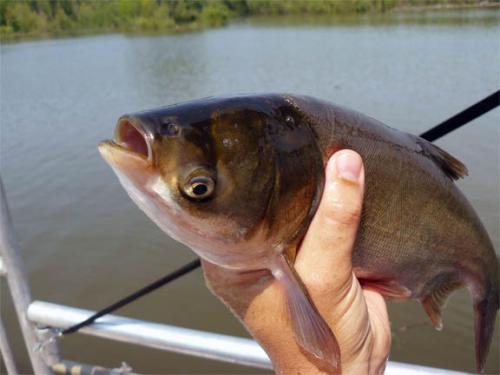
28, 301, 471, 375
0, 257, 5, 276
28, 301, 270, 370
0, 176, 58, 373
0, 316, 18, 375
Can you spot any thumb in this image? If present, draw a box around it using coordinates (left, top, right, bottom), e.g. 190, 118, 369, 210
296, 149, 365, 290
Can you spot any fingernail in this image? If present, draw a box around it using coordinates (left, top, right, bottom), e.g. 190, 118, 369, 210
335, 151, 362, 183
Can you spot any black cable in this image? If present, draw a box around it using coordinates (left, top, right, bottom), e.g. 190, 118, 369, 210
62, 89, 499, 336
420, 90, 499, 141
62, 258, 201, 335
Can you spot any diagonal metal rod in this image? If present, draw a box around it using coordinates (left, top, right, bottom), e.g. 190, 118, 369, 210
420, 90, 499, 142
61, 258, 201, 335
61, 89, 500, 336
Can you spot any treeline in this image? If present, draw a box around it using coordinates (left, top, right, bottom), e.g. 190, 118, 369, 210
0, 0, 490, 38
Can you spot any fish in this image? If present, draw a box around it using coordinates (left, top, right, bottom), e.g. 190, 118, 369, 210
98, 94, 499, 373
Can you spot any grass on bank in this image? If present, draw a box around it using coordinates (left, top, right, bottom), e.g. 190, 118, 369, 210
0, 0, 497, 40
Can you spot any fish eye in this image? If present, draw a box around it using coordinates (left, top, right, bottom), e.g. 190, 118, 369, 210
160, 121, 179, 137
285, 115, 295, 126
183, 175, 215, 201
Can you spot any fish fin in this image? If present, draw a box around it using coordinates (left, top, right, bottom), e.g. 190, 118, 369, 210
472, 285, 499, 373
418, 139, 468, 180
359, 278, 411, 299
421, 280, 463, 331
272, 253, 340, 370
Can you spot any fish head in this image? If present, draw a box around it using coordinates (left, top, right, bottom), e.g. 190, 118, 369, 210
99, 95, 324, 268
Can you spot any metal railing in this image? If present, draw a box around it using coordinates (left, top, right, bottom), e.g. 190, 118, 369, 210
28, 301, 271, 370
0, 175, 472, 374
26, 301, 470, 375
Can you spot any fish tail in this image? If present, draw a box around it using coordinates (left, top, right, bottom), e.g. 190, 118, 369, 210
272, 253, 340, 370
473, 282, 499, 373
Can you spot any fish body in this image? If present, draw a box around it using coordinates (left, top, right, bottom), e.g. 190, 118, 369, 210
99, 94, 498, 372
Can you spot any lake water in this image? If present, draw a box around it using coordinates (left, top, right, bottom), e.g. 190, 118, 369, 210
1, 9, 499, 374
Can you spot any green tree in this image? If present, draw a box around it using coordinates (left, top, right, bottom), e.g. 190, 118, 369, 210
48, 6, 73, 32
1, 0, 488, 39
200, 1, 230, 26
5, 2, 45, 33
170, 0, 202, 24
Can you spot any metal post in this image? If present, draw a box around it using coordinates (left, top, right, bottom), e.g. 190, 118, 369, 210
0, 316, 18, 375
0, 176, 58, 373
0, 257, 5, 275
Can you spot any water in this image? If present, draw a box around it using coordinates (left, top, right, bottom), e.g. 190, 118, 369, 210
1, 9, 499, 374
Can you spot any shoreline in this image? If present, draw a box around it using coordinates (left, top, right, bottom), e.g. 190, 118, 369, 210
396, 1, 500, 12
0, 22, 207, 44
1, 3, 499, 44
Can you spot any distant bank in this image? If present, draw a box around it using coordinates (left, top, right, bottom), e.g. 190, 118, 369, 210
1, 0, 499, 41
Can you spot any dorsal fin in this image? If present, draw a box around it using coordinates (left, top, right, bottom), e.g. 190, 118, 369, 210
418, 139, 468, 180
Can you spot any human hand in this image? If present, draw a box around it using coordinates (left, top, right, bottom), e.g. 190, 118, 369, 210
202, 150, 391, 374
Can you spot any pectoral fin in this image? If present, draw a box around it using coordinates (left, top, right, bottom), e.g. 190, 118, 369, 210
272, 253, 340, 369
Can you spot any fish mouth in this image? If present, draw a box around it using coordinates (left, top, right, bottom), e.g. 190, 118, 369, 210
114, 117, 153, 162
99, 117, 154, 166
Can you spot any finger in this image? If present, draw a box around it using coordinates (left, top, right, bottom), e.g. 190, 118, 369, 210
296, 149, 365, 288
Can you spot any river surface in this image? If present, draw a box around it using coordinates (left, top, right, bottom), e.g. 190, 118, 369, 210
1, 9, 499, 374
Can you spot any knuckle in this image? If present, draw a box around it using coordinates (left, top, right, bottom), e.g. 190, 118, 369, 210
323, 200, 362, 228
302, 271, 353, 301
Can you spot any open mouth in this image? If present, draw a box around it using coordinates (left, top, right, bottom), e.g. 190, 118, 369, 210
114, 118, 152, 161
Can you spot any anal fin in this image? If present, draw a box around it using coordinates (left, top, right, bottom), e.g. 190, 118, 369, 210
421, 280, 462, 331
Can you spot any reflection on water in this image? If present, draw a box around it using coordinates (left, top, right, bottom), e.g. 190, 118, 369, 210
247, 8, 500, 27
1, 8, 499, 374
